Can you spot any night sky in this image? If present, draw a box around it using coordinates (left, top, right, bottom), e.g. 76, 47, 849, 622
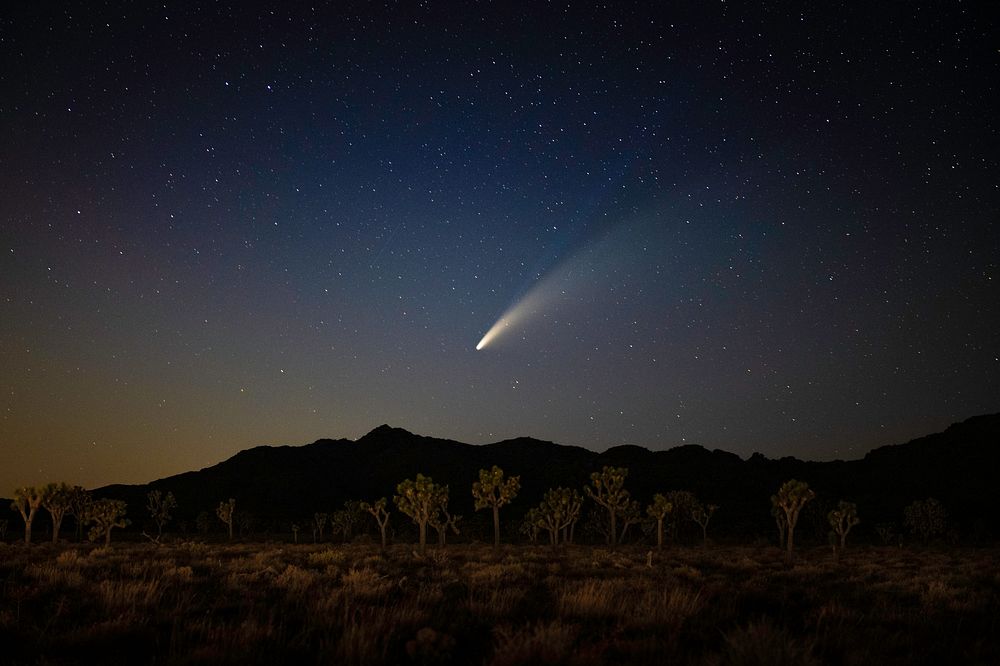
2, 2, 997, 494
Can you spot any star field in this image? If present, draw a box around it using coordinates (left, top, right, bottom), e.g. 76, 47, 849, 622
1, 2, 997, 492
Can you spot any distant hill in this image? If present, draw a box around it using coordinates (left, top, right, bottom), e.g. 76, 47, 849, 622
88, 413, 1000, 543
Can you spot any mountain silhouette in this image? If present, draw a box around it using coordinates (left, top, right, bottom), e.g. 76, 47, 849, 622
72, 412, 1000, 542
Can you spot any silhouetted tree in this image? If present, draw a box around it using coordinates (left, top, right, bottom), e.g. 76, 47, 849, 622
691, 501, 719, 546
430, 486, 462, 546
86, 499, 129, 546
42, 482, 74, 543
562, 489, 583, 544
394, 474, 446, 555
773, 479, 815, 565
361, 498, 391, 549
472, 465, 521, 548
330, 501, 365, 542
67, 486, 91, 541
647, 494, 672, 550
146, 490, 177, 542
770, 500, 787, 548
618, 499, 643, 544
313, 512, 329, 542
291, 523, 301, 543
585, 466, 631, 548
11, 486, 45, 545
664, 490, 697, 544
533, 487, 581, 547
521, 508, 542, 544
903, 498, 947, 543
216, 498, 236, 541
827, 500, 860, 556
235, 510, 254, 538
875, 523, 897, 546
195, 511, 213, 535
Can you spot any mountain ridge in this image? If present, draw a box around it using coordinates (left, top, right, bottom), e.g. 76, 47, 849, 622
79, 412, 1000, 542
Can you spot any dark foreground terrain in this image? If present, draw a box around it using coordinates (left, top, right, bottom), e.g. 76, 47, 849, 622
2, 542, 998, 665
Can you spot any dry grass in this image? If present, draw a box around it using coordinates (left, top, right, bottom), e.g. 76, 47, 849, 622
0, 542, 997, 664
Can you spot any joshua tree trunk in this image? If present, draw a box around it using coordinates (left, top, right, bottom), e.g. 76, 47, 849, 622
24, 521, 33, 545
657, 518, 664, 550
104, 529, 112, 547
418, 521, 427, 555
609, 511, 617, 548
379, 524, 388, 549
701, 524, 708, 546
785, 526, 795, 565
492, 505, 500, 548
52, 514, 66, 544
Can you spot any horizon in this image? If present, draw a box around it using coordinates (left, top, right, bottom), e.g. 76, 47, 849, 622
6, 411, 994, 496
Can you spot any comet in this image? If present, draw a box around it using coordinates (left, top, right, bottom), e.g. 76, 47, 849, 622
474, 271, 561, 351
473, 212, 649, 351
474, 237, 602, 351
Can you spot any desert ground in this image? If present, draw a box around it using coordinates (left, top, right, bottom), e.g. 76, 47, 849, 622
2, 541, 998, 665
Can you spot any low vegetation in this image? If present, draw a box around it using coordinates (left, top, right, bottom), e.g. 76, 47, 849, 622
1, 541, 997, 665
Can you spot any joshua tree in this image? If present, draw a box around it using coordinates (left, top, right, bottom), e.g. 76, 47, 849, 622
773, 479, 815, 565
827, 501, 860, 555
313, 512, 329, 542
562, 489, 583, 544
429, 504, 461, 547
646, 494, 673, 550
875, 523, 897, 546
195, 511, 213, 535
530, 487, 582, 547
235, 511, 254, 538
664, 490, 697, 543
86, 499, 130, 546
584, 466, 631, 548
291, 523, 300, 543
521, 508, 542, 544
770, 500, 788, 548
617, 499, 643, 544
11, 486, 45, 545
361, 498, 392, 549
394, 473, 446, 555
472, 465, 521, 548
67, 486, 92, 541
341, 500, 365, 540
691, 501, 719, 546
146, 489, 177, 542
42, 482, 75, 543
216, 498, 236, 541
903, 498, 947, 543
329, 502, 364, 542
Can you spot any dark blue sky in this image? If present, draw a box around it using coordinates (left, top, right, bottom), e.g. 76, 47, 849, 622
2, 1, 997, 492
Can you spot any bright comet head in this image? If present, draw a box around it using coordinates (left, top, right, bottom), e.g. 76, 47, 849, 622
474, 315, 514, 351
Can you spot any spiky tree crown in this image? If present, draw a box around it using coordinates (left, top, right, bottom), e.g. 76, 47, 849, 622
86, 498, 130, 540
11, 486, 44, 518
585, 466, 630, 508
41, 482, 73, 511
536, 487, 581, 532
472, 466, 521, 510
361, 497, 388, 516
647, 493, 673, 520
394, 473, 446, 523
216, 498, 236, 523
774, 479, 815, 515
827, 501, 860, 531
